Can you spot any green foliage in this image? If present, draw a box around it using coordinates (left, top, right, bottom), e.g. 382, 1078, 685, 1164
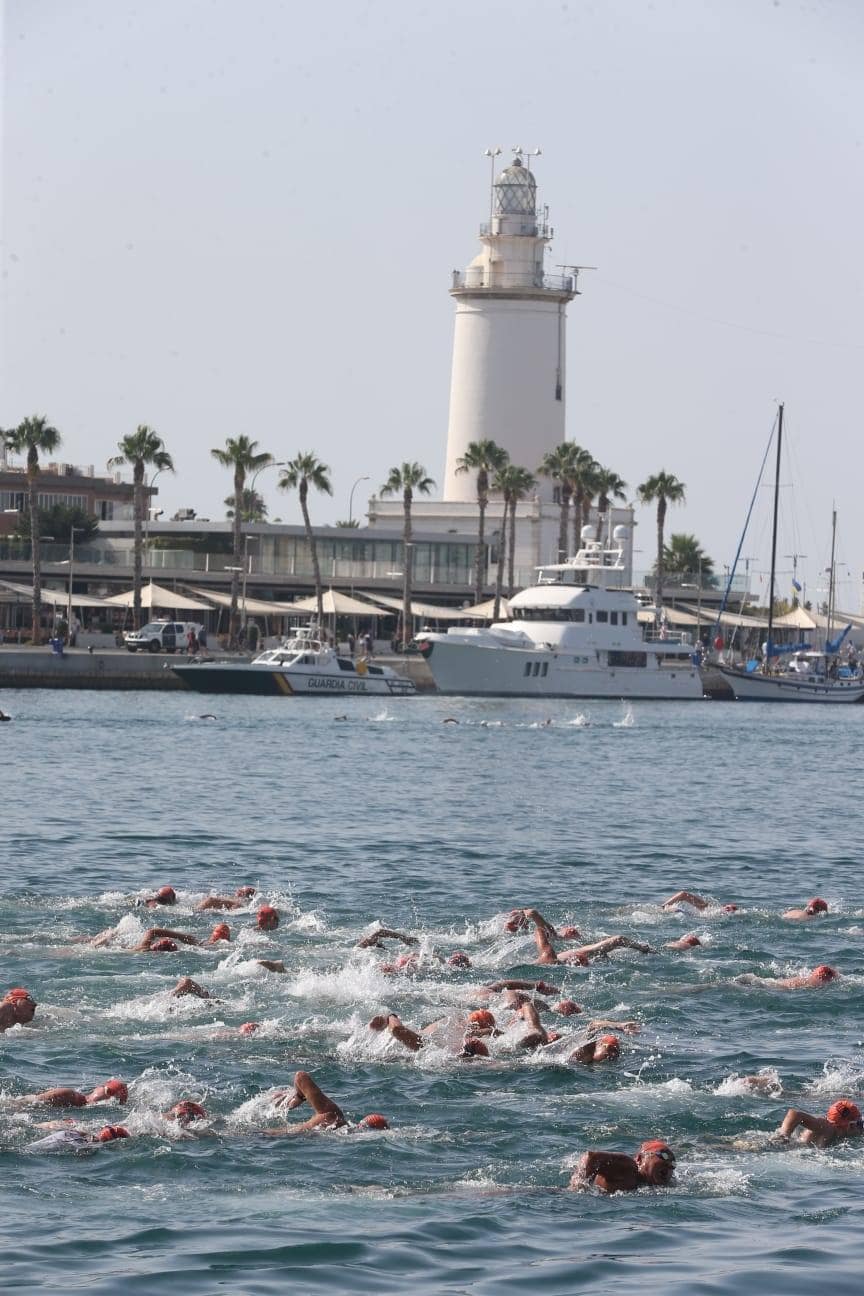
4, 415, 62, 471
225, 489, 268, 522
660, 533, 715, 582
14, 505, 99, 545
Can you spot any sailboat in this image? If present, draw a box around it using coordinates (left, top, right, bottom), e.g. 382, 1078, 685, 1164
715, 405, 864, 703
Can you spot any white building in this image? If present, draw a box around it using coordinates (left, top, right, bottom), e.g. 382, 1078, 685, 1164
368, 151, 633, 586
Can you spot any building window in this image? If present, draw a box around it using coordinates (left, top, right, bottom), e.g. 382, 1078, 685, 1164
596, 610, 608, 623
610, 611, 618, 625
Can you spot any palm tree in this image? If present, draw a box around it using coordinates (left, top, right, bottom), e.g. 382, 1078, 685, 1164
456, 439, 509, 603
492, 463, 536, 615
570, 452, 601, 556
662, 533, 715, 584
211, 437, 272, 645
380, 462, 435, 648
4, 415, 62, 644
108, 426, 174, 631
538, 443, 579, 561
594, 467, 628, 543
278, 453, 332, 628
224, 488, 268, 522
637, 471, 687, 610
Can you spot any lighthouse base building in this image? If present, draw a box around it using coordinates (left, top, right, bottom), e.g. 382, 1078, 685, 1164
367, 152, 633, 589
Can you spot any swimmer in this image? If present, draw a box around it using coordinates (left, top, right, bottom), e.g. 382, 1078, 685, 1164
265, 1071, 384, 1136
197, 887, 257, 911
569, 1034, 621, 1064
27, 1124, 130, 1152
442, 717, 459, 725
0, 987, 37, 1032
737, 964, 839, 990
447, 951, 472, 968
142, 886, 177, 908
481, 978, 561, 998
17, 1078, 128, 1108
782, 897, 829, 921
368, 1012, 425, 1053
665, 933, 702, 950
570, 1140, 676, 1193
257, 905, 279, 931
520, 908, 582, 942
527, 912, 652, 965
164, 1099, 207, 1126
127, 925, 230, 952
356, 926, 419, 950
0, 708, 10, 721
334, 714, 348, 721
256, 959, 286, 973
779, 1099, 863, 1148
171, 976, 213, 999
554, 999, 582, 1016
514, 1000, 554, 1049
662, 890, 737, 913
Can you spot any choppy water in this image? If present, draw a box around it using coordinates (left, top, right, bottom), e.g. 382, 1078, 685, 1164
2, 689, 864, 1294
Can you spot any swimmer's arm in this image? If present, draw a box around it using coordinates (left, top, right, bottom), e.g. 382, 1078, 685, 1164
570, 1151, 637, 1190
532, 925, 559, 965
523, 908, 560, 939
587, 1019, 641, 1034
662, 891, 708, 911
356, 928, 418, 949
257, 960, 285, 973
779, 1108, 824, 1140
484, 979, 561, 995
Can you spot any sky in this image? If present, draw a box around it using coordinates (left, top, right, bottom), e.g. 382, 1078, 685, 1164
2, 0, 863, 605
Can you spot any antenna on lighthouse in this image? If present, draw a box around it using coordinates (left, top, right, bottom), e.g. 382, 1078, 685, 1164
483, 147, 502, 219
513, 147, 542, 171
556, 264, 597, 295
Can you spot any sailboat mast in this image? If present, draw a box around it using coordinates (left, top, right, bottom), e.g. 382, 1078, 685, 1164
826, 507, 837, 650
765, 404, 783, 672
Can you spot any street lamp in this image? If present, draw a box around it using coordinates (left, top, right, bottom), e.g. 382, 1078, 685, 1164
66, 526, 87, 642
348, 475, 370, 526
144, 467, 166, 555
241, 535, 257, 630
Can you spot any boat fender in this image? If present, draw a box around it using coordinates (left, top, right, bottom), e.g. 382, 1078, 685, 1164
356, 659, 368, 675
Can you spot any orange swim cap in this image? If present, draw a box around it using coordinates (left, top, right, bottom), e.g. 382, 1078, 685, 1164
156, 886, 176, 903
638, 1139, 675, 1162
468, 1009, 496, 1029
3, 987, 35, 1003
360, 1113, 389, 1130
210, 923, 231, 942
812, 964, 837, 982
599, 1034, 621, 1052
806, 897, 828, 914
827, 1099, 862, 1125
104, 1079, 128, 1102
150, 938, 177, 952
168, 1100, 206, 1123
239, 1022, 260, 1035
257, 905, 279, 929
98, 1125, 130, 1141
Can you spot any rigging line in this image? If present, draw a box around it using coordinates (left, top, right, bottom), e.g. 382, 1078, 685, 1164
594, 276, 864, 351
713, 411, 779, 643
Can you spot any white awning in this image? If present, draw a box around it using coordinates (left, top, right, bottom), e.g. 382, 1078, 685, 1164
184, 586, 297, 617
356, 591, 487, 621
102, 581, 213, 611
287, 589, 394, 616
0, 579, 114, 609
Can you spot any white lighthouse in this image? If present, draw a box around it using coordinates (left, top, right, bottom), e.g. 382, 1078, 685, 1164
442, 152, 578, 501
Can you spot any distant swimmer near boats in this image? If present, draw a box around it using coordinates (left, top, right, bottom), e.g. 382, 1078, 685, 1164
0, 709, 11, 721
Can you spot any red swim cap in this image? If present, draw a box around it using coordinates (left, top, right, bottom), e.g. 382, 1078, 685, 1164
812, 964, 837, 982
210, 923, 231, 942
806, 897, 828, 914
448, 952, 472, 968
599, 1034, 621, 1051
638, 1139, 675, 1162
468, 1009, 496, 1029
235, 886, 256, 898
554, 1000, 582, 1016
360, 1113, 389, 1130
239, 1021, 260, 1035
156, 886, 176, 903
150, 938, 178, 952
723, 904, 739, 913
827, 1099, 862, 1125
3, 987, 35, 1003
168, 1100, 206, 1123
98, 1125, 130, 1142
104, 1079, 128, 1102
257, 905, 279, 928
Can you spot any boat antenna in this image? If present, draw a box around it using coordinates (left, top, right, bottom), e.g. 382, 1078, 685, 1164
712, 409, 779, 651
826, 506, 837, 651
764, 402, 783, 671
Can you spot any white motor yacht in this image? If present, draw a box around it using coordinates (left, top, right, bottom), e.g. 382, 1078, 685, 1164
416, 527, 704, 700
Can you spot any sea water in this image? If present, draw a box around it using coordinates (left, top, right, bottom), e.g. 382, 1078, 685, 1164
1, 690, 863, 1294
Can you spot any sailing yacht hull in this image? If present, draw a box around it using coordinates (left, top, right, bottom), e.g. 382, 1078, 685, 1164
716, 665, 864, 703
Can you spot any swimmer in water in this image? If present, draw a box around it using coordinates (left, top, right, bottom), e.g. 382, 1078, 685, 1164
356, 926, 419, 950
570, 1140, 676, 1193
256, 959, 286, 973
171, 976, 214, 999
0, 987, 37, 1032
27, 1124, 130, 1152
442, 717, 459, 725
665, 933, 702, 950
17, 1078, 128, 1108
197, 886, 257, 911
517, 908, 582, 942
782, 897, 829, 921
142, 886, 177, 908
569, 1034, 621, 1064
779, 1099, 863, 1148
125, 924, 231, 952
662, 890, 738, 914
256, 905, 279, 931
525, 912, 652, 965
368, 1012, 425, 1053
264, 1071, 388, 1135
0, 708, 10, 721
480, 978, 562, 999
164, 1100, 208, 1126
737, 964, 839, 990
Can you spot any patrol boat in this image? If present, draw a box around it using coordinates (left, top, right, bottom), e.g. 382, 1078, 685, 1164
416, 527, 704, 700
171, 631, 416, 697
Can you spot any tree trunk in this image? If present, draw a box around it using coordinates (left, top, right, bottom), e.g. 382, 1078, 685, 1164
27, 464, 42, 645
655, 497, 667, 612
507, 492, 517, 597
401, 486, 413, 648
229, 468, 242, 646
302, 483, 324, 628
557, 488, 569, 561
572, 489, 583, 556
474, 474, 488, 604
493, 496, 507, 620
132, 460, 144, 631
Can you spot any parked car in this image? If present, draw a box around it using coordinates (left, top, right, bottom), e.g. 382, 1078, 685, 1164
124, 621, 204, 653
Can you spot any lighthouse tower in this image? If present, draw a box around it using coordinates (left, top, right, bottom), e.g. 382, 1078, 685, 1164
442, 153, 578, 501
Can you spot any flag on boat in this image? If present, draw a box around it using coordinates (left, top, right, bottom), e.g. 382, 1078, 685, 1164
792, 578, 802, 592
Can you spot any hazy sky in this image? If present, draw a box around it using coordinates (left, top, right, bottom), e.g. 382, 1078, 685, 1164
2, 0, 863, 603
